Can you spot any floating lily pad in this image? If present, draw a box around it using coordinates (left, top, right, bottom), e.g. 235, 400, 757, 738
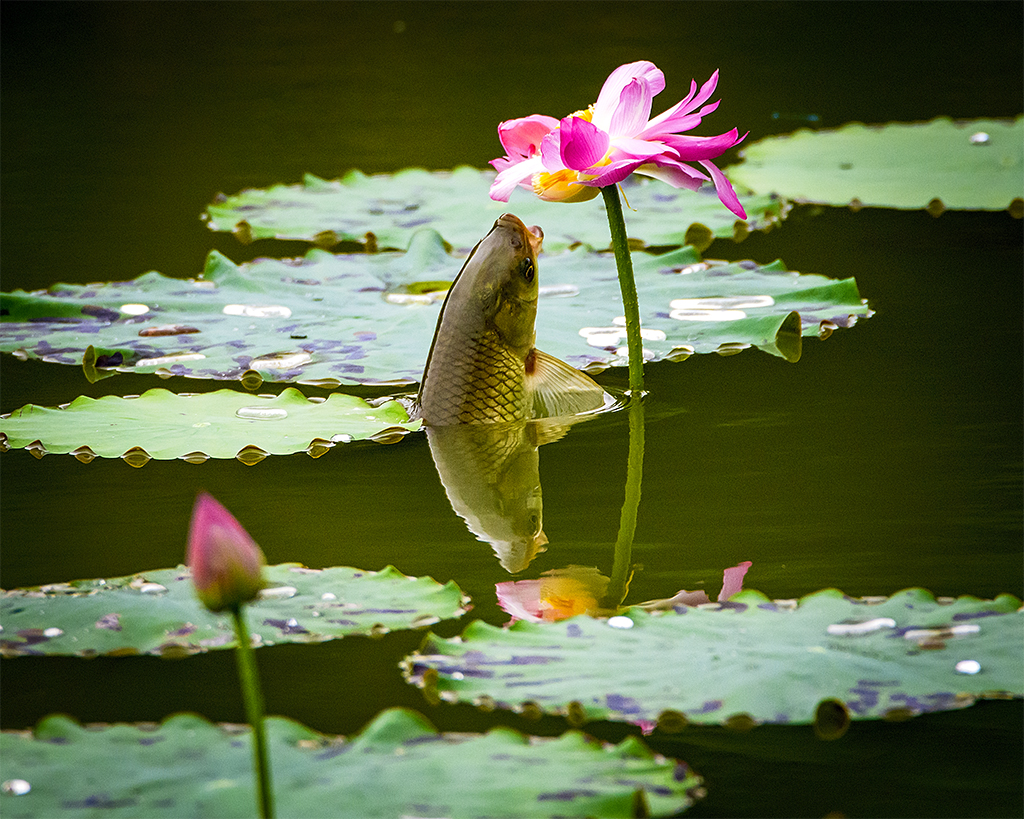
403, 588, 1023, 729
0, 232, 871, 387
0, 708, 703, 819
0, 388, 419, 465
727, 117, 1024, 212
0, 564, 467, 658
204, 165, 787, 252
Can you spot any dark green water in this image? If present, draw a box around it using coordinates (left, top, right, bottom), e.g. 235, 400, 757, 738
2, 3, 1022, 817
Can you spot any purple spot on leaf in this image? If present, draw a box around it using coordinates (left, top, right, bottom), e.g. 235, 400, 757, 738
538, 790, 599, 801
952, 610, 1006, 621
606, 694, 642, 714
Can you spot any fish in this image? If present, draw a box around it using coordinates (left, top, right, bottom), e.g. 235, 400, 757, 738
415, 213, 605, 426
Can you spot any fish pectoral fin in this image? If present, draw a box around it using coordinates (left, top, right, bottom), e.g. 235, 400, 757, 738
527, 349, 606, 420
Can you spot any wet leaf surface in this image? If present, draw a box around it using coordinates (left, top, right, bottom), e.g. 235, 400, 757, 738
403, 588, 1024, 729
0, 564, 467, 657
0, 233, 871, 386
203, 166, 787, 252
0, 708, 702, 818
0, 388, 418, 463
728, 116, 1024, 211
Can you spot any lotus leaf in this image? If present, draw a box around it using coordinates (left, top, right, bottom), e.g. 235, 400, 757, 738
203, 165, 787, 252
0, 708, 702, 818
0, 564, 466, 658
0, 388, 418, 464
727, 116, 1024, 212
0, 232, 871, 387
403, 588, 1023, 728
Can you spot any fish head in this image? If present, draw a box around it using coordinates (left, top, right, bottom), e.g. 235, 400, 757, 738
464, 213, 543, 355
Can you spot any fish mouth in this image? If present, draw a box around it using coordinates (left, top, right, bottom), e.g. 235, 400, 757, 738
497, 213, 544, 255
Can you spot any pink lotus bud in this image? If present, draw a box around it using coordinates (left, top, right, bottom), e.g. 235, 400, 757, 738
187, 492, 266, 612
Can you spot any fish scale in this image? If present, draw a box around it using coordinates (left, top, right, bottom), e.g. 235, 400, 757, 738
424, 325, 526, 425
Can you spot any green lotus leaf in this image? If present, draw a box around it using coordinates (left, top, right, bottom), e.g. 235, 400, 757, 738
0, 388, 419, 464
0, 232, 871, 387
402, 588, 1024, 728
204, 165, 787, 252
0, 707, 702, 818
0, 564, 466, 657
727, 116, 1024, 212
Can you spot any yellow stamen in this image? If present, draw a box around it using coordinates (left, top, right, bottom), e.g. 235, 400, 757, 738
566, 105, 595, 122
618, 183, 636, 211
532, 170, 601, 203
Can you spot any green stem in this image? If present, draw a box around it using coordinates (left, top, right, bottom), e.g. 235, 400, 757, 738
603, 396, 645, 610
601, 185, 645, 400
231, 605, 275, 819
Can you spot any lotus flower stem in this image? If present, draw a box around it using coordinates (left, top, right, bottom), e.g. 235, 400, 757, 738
601, 185, 645, 399
605, 396, 645, 609
230, 604, 275, 819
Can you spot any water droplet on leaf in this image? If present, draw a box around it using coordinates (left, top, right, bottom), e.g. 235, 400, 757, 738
2, 779, 31, 796
258, 586, 297, 600
235, 406, 288, 420
955, 659, 981, 675
539, 283, 580, 298
222, 304, 293, 319
249, 351, 311, 370
670, 295, 774, 311
134, 353, 206, 368
608, 616, 634, 629
670, 308, 748, 322
826, 617, 896, 636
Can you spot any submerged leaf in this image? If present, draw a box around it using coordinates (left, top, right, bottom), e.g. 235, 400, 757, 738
0, 388, 418, 463
728, 116, 1024, 212
403, 588, 1023, 728
204, 166, 787, 252
0, 564, 466, 657
0, 234, 871, 386
0, 708, 702, 818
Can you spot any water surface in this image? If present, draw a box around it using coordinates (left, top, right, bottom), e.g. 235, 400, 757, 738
2, 4, 1021, 817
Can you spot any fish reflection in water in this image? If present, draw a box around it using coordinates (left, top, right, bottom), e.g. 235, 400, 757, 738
426, 418, 577, 572
416, 213, 610, 571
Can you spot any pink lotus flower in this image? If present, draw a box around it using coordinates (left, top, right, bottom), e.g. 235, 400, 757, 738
489, 60, 747, 219
187, 492, 266, 612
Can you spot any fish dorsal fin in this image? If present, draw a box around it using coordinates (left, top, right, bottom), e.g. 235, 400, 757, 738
527, 349, 606, 420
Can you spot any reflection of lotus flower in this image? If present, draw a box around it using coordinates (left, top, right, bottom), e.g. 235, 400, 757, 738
490, 60, 747, 218
187, 492, 266, 612
496, 566, 610, 623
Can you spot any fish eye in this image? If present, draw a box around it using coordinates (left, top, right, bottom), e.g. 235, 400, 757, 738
520, 259, 535, 283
